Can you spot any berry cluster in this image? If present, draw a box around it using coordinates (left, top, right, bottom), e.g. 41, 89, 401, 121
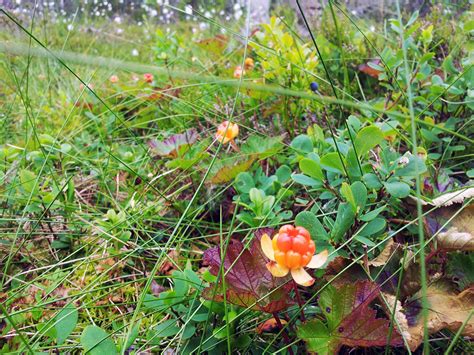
272, 225, 316, 269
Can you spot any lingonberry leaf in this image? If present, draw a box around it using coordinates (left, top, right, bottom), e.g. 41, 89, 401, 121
297, 281, 403, 354
202, 231, 292, 313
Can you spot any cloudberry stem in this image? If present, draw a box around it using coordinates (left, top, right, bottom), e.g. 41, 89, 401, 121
230, 140, 240, 152
272, 312, 294, 355
292, 280, 306, 322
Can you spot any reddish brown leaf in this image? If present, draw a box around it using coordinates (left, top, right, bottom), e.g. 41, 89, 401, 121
358, 59, 382, 78
159, 250, 180, 275
297, 281, 403, 354
202, 235, 292, 313
256, 317, 287, 334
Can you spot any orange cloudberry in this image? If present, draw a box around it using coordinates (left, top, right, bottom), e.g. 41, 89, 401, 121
261, 225, 328, 286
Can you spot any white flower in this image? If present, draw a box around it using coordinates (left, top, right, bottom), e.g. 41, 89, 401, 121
67, 24, 74, 31
185, 5, 193, 15
131, 49, 139, 57
234, 10, 243, 20
399, 156, 410, 166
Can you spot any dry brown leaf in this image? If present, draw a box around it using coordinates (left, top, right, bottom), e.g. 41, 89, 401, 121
427, 204, 474, 251
381, 293, 411, 343
412, 187, 474, 207
431, 187, 474, 207
384, 284, 474, 351
419, 186, 474, 251
159, 250, 179, 274
437, 228, 474, 251
368, 240, 399, 267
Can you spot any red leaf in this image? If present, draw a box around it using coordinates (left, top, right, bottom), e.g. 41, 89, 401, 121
202, 235, 292, 313
359, 59, 382, 78
297, 281, 403, 354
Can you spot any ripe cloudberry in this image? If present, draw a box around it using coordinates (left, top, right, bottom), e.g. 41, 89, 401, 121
215, 121, 239, 145
261, 225, 328, 286
272, 225, 316, 269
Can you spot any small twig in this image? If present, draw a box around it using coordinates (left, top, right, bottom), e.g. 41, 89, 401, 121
230, 140, 240, 152
425, 248, 440, 264
292, 280, 306, 322
323, 181, 343, 201
363, 245, 369, 273
388, 218, 412, 225
272, 313, 294, 355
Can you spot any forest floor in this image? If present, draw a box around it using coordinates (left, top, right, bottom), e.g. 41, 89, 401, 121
0, 3, 473, 354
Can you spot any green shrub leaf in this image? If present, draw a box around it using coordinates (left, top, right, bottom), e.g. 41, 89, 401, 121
81, 326, 117, 355
354, 126, 384, 156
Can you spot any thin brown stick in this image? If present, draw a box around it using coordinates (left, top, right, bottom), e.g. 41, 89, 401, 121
272, 313, 294, 355
292, 280, 306, 322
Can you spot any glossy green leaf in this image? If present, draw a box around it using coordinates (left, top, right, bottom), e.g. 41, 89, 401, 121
290, 134, 313, 153
291, 173, 323, 187
359, 206, 386, 222
358, 218, 387, 237
234, 172, 254, 193
384, 181, 411, 198
354, 126, 384, 157
320, 152, 346, 174
346, 148, 362, 179
394, 155, 427, 177
275, 165, 292, 183
351, 181, 367, 212
19, 169, 38, 194
154, 319, 180, 338
340, 182, 356, 211
299, 158, 324, 181
295, 211, 329, 241
331, 203, 356, 241
363, 173, 382, 190
354, 235, 376, 246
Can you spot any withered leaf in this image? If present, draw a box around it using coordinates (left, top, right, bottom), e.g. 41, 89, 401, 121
425, 199, 473, 252
368, 239, 399, 267
386, 283, 474, 351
